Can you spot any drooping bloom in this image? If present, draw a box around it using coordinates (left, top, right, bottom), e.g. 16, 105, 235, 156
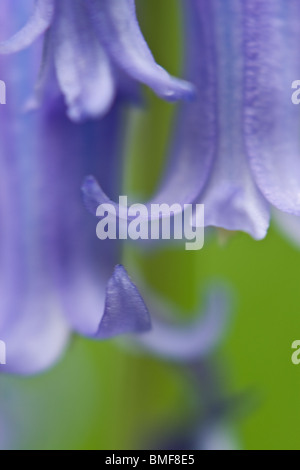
0, 1, 231, 375
0, 2, 152, 374
0, 86, 149, 372
0, 0, 194, 121
84, 0, 300, 240
171, 0, 300, 240
0, 92, 230, 373
0, 50, 157, 373
0, 84, 230, 374
0, 1, 69, 374
175, 0, 300, 240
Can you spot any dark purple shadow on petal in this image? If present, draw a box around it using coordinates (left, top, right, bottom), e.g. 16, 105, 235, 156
39, 100, 126, 338
96, 265, 151, 339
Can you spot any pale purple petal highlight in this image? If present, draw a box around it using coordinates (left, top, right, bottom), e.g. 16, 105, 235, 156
244, 0, 300, 216
273, 209, 300, 249
86, 0, 195, 102
0, 0, 55, 54
136, 285, 231, 361
0, 298, 69, 376
195, 0, 270, 239
52, 0, 115, 121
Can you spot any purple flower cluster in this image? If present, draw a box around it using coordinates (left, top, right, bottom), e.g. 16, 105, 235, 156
0, 0, 299, 374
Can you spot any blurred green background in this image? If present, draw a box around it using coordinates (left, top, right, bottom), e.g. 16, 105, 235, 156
1, 0, 300, 450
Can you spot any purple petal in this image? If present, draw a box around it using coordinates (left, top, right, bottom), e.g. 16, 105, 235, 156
194, 0, 270, 239
136, 284, 231, 361
80, 0, 218, 220
81, 175, 185, 221
38, 101, 153, 339
0, 15, 71, 375
0, 0, 55, 54
36, 103, 118, 337
0, 116, 70, 375
0, 54, 140, 372
244, 0, 300, 216
148, 0, 217, 208
0, 296, 70, 376
86, 0, 195, 102
156, 0, 269, 240
51, 0, 115, 121
97, 265, 151, 339
82, 0, 270, 240
273, 209, 300, 249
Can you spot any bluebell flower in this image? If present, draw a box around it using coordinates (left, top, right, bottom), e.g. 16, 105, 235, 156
170, 0, 300, 240
0, 88, 230, 376
85, 0, 300, 240
0, 5, 229, 374
0, 92, 153, 373
0, 91, 230, 373
0, 3, 67, 375
0, 0, 194, 121
0, 1, 152, 372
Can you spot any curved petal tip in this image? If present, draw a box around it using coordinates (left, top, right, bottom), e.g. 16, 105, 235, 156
97, 265, 151, 339
81, 175, 107, 216
136, 284, 232, 362
0, 0, 55, 54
